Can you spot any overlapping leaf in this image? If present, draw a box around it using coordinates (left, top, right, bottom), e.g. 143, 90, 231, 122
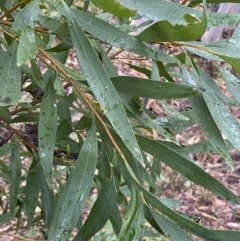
93, 0, 136, 18
12, 0, 39, 65
137, 135, 240, 204
9, 145, 21, 217
138, 12, 207, 42
38, 79, 57, 187
0, 41, 21, 106
48, 122, 98, 241
62, 2, 143, 164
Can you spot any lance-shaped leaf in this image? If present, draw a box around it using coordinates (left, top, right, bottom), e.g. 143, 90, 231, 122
17, 29, 38, 66
219, 66, 240, 107
54, 5, 176, 63
138, 13, 207, 42
62, 2, 143, 164
0, 41, 21, 106
9, 145, 21, 217
74, 178, 117, 241
137, 135, 240, 204
149, 207, 194, 241
38, 80, 57, 187
118, 186, 144, 241
93, 0, 136, 18
189, 95, 233, 168
37, 165, 55, 230
12, 0, 39, 65
25, 159, 40, 229
200, 81, 240, 152
112, 76, 199, 99
48, 122, 98, 241
140, 183, 240, 241
189, 0, 240, 7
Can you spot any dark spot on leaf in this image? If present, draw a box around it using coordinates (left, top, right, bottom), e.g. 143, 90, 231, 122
4, 96, 11, 104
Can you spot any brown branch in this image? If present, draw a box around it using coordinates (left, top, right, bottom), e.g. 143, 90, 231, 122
0, 0, 31, 20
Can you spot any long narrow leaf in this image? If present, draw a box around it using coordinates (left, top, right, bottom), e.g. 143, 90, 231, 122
48, 122, 98, 241
0, 41, 21, 106
149, 207, 194, 241
189, 95, 233, 168
25, 159, 40, 229
9, 145, 21, 217
74, 178, 117, 241
62, 2, 143, 164
112, 76, 199, 99
137, 135, 240, 204
38, 79, 57, 187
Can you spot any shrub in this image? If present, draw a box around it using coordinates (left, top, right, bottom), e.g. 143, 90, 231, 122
1, 0, 240, 240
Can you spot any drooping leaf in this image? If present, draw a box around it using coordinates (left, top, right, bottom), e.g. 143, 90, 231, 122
37, 165, 55, 230
74, 177, 117, 241
12, 0, 39, 65
62, 2, 144, 164
9, 145, 21, 217
112, 76, 199, 99
137, 12, 207, 42
119, 0, 200, 25
17, 29, 38, 66
54, 5, 177, 64
0, 41, 21, 106
220, 66, 240, 107
149, 207, 194, 241
93, 0, 136, 18
38, 79, 57, 187
12, 0, 40, 32
25, 158, 40, 229
137, 135, 240, 204
118, 185, 144, 241
48, 122, 98, 241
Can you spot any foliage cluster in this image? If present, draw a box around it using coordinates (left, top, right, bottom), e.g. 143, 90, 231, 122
1, 0, 240, 240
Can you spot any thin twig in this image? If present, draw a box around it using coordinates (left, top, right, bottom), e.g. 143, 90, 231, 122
0, 0, 30, 20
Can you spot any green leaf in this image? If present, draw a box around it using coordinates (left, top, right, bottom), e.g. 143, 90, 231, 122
56, 119, 72, 141
12, 0, 40, 32
119, 0, 200, 25
118, 186, 144, 241
0, 41, 21, 106
37, 165, 55, 230
38, 79, 57, 187
17, 29, 38, 66
62, 2, 144, 164
207, 12, 240, 27
0, 142, 15, 156
137, 135, 240, 204
9, 145, 21, 217
25, 159, 40, 229
137, 12, 207, 42
121, 94, 177, 143
93, 0, 136, 18
112, 76, 199, 99
185, 227, 240, 241
55, 6, 176, 63
12, 0, 39, 64
201, 81, 240, 152
48, 122, 98, 241
0, 213, 11, 225
220, 66, 240, 107
149, 207, 194, 241
189, 0, 240, 7
74, 177, 117, 241
0, 107, 11, 122
189, 95, 233, 168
